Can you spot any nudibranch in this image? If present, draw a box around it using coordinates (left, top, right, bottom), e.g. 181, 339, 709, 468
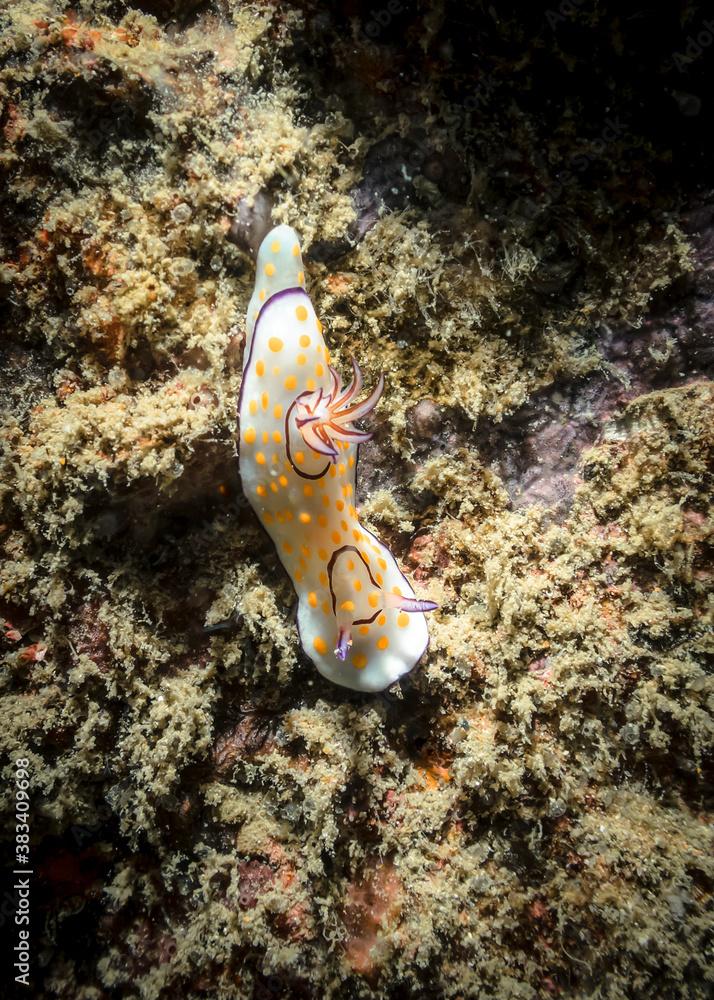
238, 224, 436, 692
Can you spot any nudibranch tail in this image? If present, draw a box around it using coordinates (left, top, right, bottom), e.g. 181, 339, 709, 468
238, 223, 437, 693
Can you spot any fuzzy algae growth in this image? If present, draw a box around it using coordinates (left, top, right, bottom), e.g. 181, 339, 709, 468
0, 2, 712, 999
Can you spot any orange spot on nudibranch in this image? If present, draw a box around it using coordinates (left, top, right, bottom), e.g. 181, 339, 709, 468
295, 305, 308, 322
284, 375, 297, 390
376, 636, 389, 650
299, 512, 311, 524
299, 334, 310, 348
271, 240, 281, 253
308, 592, 318, 608
397, 613, 409, 627
264, 262, 276, 277
256, 452, 266, 465
244, 427, 256, 443
256, 360, 265, 376
313, 636, 327, 654
268, 336, 283, 352
353, 654, 367, 669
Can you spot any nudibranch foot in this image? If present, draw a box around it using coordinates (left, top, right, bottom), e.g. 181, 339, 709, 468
238, 222, 436, 693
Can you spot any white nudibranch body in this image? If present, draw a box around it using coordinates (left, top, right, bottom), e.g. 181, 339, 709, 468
239, 224, 436, 692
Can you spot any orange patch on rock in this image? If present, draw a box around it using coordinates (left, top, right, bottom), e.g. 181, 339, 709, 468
82, 245, 117, 278
60, 13, 102, 49
342, 860, 403, 978
325, 273, 355, 297
414, 762, 452, 790
3, 103, 24, 144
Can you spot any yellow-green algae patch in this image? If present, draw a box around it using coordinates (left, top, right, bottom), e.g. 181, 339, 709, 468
3, 370, 236, 542
0, 2, 712, 999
